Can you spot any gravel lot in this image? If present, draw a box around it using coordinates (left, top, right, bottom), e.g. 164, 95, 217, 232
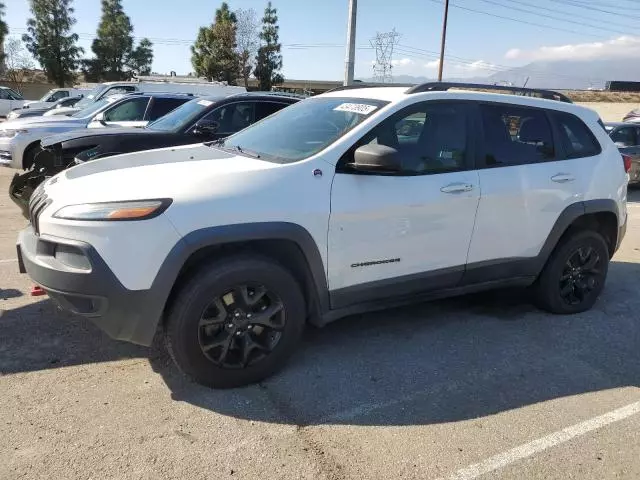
1, 166, 639, 480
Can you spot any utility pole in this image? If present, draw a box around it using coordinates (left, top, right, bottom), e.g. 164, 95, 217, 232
438, 0, 450, 82
344, 0, 357, 86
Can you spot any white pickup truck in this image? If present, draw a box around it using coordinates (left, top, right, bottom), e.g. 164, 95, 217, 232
0, 86, 26, 117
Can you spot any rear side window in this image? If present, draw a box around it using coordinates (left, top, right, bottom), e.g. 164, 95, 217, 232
609, 126, 637, 147
147, 98, 189, 121
553, 112, 601, 158
480, 104, 555, 167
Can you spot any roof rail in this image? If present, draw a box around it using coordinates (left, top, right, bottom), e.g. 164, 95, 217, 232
405, 82, 572, 103
325, 82, 415, 93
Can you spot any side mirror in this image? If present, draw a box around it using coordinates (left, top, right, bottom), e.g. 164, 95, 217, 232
193, 120, 220, 137
352, 144, 402, 173
93, 112, 106, 124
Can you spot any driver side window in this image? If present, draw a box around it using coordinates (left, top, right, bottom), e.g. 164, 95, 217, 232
341, 101, 469, 175
201, 102, 255, 135
103, 97, 150, 122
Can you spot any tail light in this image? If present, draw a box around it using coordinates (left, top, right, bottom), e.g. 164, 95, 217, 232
622, 154, 632, 173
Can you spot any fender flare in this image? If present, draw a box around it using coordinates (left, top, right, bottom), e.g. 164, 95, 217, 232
149, 222, 330, 320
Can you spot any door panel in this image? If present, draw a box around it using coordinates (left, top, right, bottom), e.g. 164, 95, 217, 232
328, 100, 480, 306
467, 104, 597, 269
329, 171, 480, 296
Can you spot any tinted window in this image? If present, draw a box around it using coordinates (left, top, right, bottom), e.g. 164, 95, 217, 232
103, 97, 150, 122
609, 126, 637, 147
49, 90, 69, 101
219, 97, 387, 163
256, 101, 289, 120
0, 90, 9, 100
554, 112, 601, 158
147, 98, 189, 121
480, 104, 555, 166
203, 102, 255, 134
146, 98, 214, 132
346, 101, 468, 175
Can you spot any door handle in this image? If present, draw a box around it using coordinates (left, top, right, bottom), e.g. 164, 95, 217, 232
440, 183, 474, 194
551, 173, 575, 183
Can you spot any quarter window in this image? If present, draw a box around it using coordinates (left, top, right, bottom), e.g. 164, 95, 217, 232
480, 104, 555, 166
554, 112, 601, 158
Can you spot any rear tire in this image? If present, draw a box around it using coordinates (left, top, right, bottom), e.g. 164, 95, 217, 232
533, 230, 609, 314
165, 255, 306, 388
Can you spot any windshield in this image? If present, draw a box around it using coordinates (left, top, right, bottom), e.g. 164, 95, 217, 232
38, 89, 57, 101
74, 84, 107, 109
146, 98, 217, 132
71, 97, 113, 118
219, 97, 388, 163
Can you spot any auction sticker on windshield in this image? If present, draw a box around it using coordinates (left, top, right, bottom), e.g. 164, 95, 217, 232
197, 100, 213, 107
333, 103, 378, 115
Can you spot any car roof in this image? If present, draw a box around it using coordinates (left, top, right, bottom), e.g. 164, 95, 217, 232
318, 85, 598, 121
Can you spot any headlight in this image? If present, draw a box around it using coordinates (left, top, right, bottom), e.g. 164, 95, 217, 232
0, 129, 28, 138
53, 199, 172, 221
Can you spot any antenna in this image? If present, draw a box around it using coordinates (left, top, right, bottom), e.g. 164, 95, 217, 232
370, 29, 401, 83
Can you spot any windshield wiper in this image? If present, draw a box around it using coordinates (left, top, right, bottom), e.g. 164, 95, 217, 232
232, 145, 261, 158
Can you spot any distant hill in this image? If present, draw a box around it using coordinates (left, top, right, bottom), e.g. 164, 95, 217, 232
358, 58, 640, 90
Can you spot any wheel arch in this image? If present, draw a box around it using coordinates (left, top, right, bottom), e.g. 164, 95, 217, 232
537, 200, 620, 275
155, 223, 330, 329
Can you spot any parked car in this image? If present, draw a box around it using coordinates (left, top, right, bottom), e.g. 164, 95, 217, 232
16, 83, 628, 388
8, 93, 300, 215
6, 96, 84, 121
0, 92, 193, 170
44, 80, 246, 117
0, 86, 26, 117
605, 121, 640, 185
20, 87, 91, 110
622, 109, 640, 123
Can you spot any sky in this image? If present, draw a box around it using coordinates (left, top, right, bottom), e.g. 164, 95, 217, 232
4, 0, 640, 82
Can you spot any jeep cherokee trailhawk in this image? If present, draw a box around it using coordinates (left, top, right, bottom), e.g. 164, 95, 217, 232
17, 83, 629, 388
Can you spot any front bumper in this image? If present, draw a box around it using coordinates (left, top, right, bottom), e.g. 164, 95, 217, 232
17, 226, 162, 345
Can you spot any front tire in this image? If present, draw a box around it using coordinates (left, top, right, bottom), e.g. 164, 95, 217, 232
165, 255, 306, 388
534, 230, 609, 314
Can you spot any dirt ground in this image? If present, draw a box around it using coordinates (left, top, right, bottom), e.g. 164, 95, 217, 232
1, 168, 640, 480
577, 102, 638, 122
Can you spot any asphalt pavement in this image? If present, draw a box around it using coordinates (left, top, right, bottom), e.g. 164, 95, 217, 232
1, 166, 639, 480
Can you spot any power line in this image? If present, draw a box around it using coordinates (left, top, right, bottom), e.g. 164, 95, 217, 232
550, 0, 640, 20
474, 0, 636, 36
424, 0, 611, 39
493, 0, 638, 30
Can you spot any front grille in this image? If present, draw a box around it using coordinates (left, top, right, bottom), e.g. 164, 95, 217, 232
29, 186, 52, 235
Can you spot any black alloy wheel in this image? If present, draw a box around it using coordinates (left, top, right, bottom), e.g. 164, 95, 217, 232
198, 284, 286, 368
558, 246, 602, 306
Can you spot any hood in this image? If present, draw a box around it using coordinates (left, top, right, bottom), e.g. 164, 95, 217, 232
44, 107, 80, 117
41, 127, 162, 147
44, 143, 285, 205
0, 115, 86, 129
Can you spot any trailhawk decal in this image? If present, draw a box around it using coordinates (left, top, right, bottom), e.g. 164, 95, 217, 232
334, 103, 379, 115
351, 258, 400, 268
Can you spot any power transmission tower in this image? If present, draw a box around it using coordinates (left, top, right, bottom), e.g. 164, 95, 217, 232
370, 29, 400, 83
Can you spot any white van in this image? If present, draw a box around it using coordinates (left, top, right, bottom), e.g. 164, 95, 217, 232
45, 80, 246, 117
21, 88, 92, 110
0, 86, 26, 117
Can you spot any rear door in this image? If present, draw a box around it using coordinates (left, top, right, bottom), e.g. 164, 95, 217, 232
465, 103, 601, 282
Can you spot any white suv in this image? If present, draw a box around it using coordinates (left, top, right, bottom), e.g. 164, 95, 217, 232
17, 83, 629, 388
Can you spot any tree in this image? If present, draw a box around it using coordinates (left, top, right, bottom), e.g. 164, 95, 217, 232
254, 2, 283, 91
235, 8, 259, 88
4, 38, 35, 94
0, 2, 8, 69
22, 0, 83, 87
191, 2, 239, 84
84, 0, 153, 81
